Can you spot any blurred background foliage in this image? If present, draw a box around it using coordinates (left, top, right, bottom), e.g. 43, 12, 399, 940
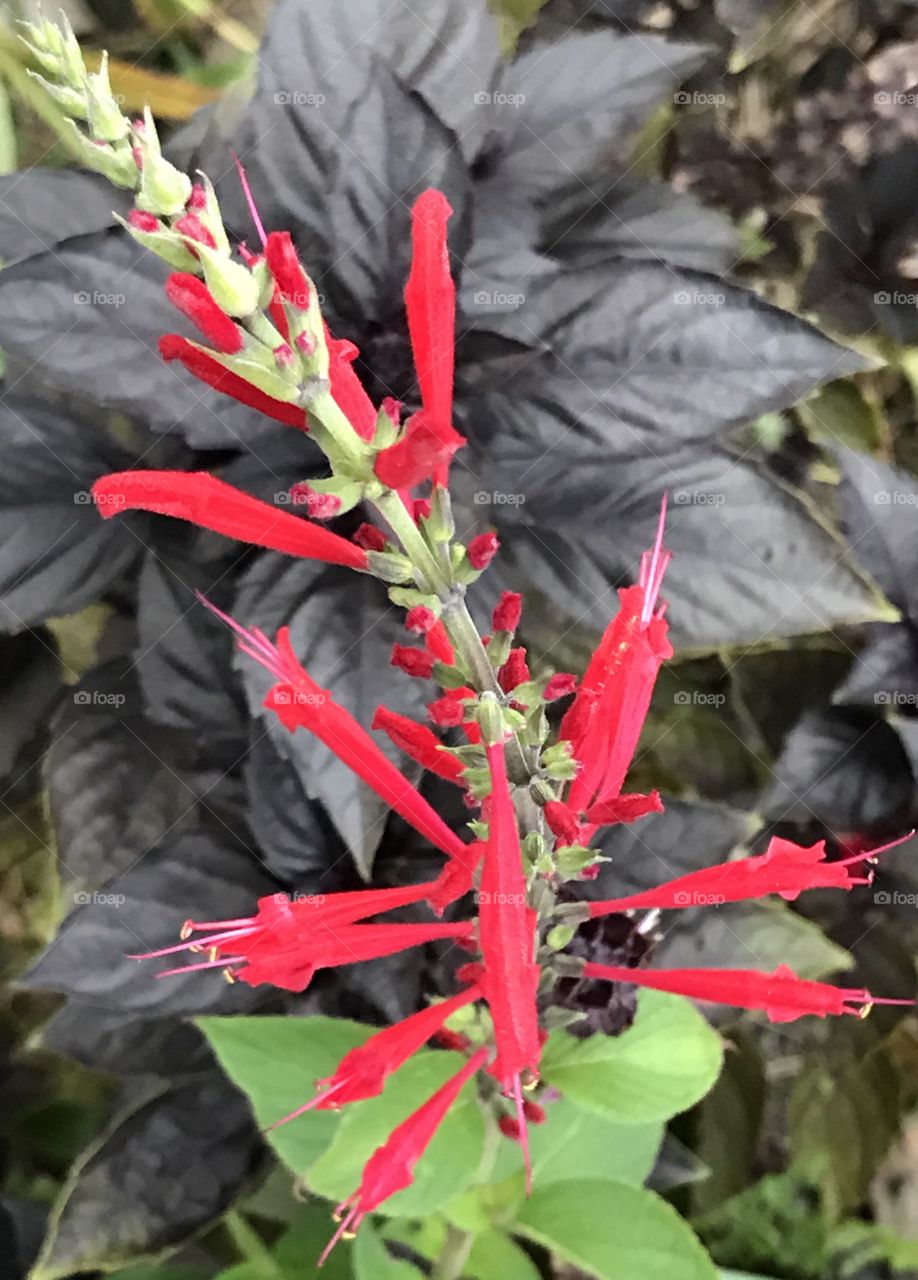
7, 1, 918, 1279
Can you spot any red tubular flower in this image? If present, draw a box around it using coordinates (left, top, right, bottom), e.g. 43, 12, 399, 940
426, 620, 455, 665
320, 1046, 489, 1263
428, 840, 485, 915
403, 189, 459, 488
468, 532, 499, 570
492, 592, 522, 633
479, 740, 542, 1189
165, 273, 243, 354
91, 471, 369, 568
586, 832, 912, 918
543, 673, 578, 702
562, 503, 672, 818
265, 230, 310, 307
268, 983, 482, 1126
159, 334, 308, 429
371, 706, 466, 785
583, 791, 664, 828
391, 644, 435, 680
146, 912, 475, 992
327, 333, 377, 441
499, 648, 531, 693
211, 618, 472, 868
582, 962, 914, 1023
374, 412, 465, 490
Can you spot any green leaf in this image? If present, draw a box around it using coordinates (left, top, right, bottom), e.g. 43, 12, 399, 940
514, 1179, 717, 1280
198, 1014, 369, 1173
467, 1228, 542, 1280
486, 0, 550, 52
717, 1272, 779, 1279
107, 1268, 207, 1280
306, 1051, 485, 1217
541, 991, 723, 1123
354, 1221, 425, 1279
487, 1098, 663, 1188
0, 73, 17, 176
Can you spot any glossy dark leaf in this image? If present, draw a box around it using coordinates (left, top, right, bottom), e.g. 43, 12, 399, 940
837, 447, 918, 616
41, 1004, 213, 1077
0, 170, 125, 265
22, 829, 277, 1016
0, 232, 269, 449
495, 32, 706, 197
45, 661, 236, 894
543, 175, 740, 276
834, 623, 918, 707
459, 262, 868, 452
135, 552, 246, 754
0, 630, 63, 780
0, 396, 140, 631
202, 50, 469, 332
456, 447, 887, 649
31, 1077, 261, 1279
235, 558, 427, 876
761, 706, 915, 832
244, 730, 348, 886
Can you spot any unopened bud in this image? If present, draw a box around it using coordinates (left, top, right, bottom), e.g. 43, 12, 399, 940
195, 244, 260, 317
134, 110, 191, 215
555, 845, 601, 876
86, 53, 129, 143
546, 924, 577, 951
367, 551, 415, 584
476, 692, 509, 746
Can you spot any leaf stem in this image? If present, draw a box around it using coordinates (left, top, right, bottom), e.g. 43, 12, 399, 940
431, 1221, 475, 1280
224, 1210, 282, 1279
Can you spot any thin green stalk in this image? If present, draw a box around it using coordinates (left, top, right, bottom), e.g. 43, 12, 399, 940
431, 1221, 475, 1280
224, 1211, 282, 1279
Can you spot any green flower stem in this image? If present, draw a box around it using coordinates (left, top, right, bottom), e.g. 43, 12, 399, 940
224, 1211, 282, 1279
372, 489, 447, 594
431, 1221, 475, 1280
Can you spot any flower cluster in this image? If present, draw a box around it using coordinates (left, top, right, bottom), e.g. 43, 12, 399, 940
26, 17, 915, 1262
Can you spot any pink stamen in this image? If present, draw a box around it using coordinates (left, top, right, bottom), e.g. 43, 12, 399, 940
318, 1200, 361, 1267
196, 593, 289, 680
265, 1080, 346, 1131
127, 925, 257, 961
155, 955, 246, 978
639, 494, 670, 628
232, 152, 267, 249
512, 1072, 532, 1195
835, 830, 915, 866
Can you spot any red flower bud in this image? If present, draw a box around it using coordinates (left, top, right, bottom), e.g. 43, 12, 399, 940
544, 673, 578, 702
492, 591, 522, 633
523, 1100, 547, 1124
468, 531, 499, 570
265, 230, 310, 307
433, 1028, 471, 1052
128, 209, 160, 233
499, 647, 530, 693
406, 606, 437, 635
391, 645, 435, 680
428, 689, 471, 728
354, 523, 388, 552
498, 1115, 522, 1140
543, 800, 582, 847
426, 620, 455, 665
164, 273, 243, 354
188, 183, 208, 210
174, 212, 216, 250
288, 484, 341, 520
